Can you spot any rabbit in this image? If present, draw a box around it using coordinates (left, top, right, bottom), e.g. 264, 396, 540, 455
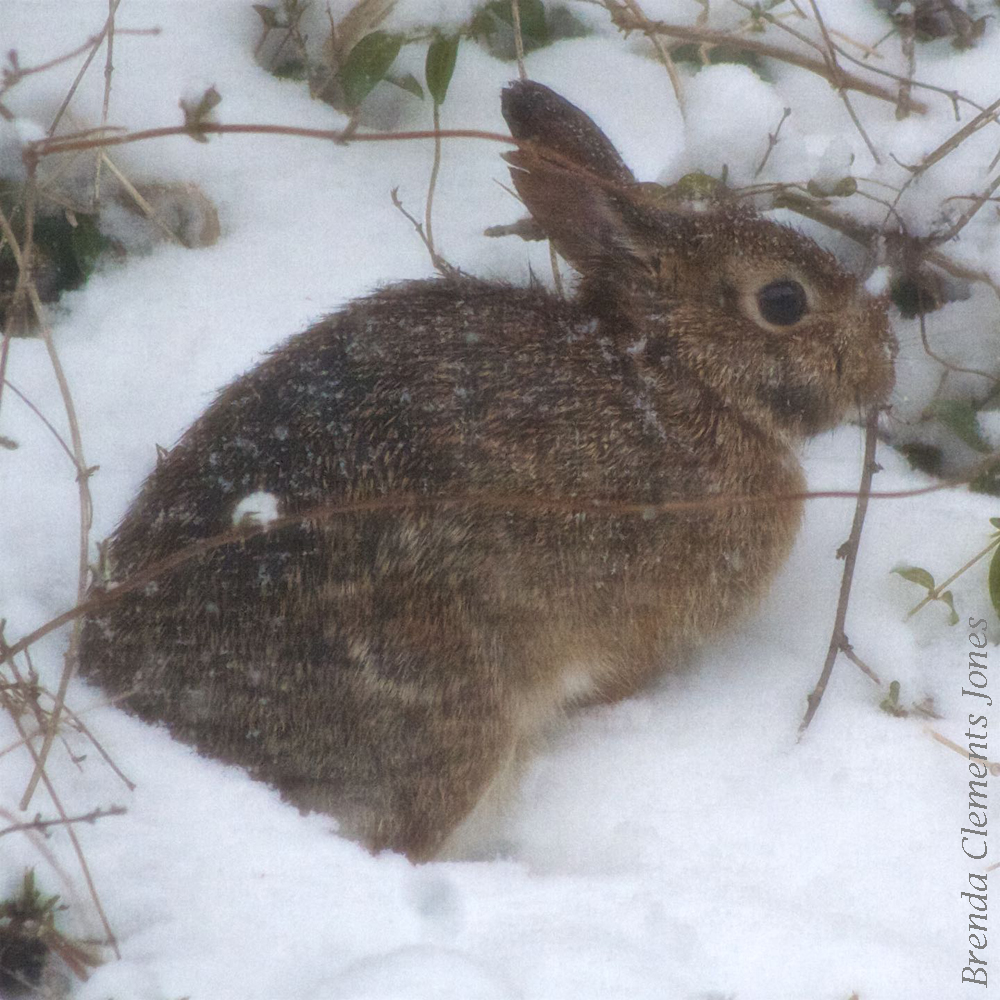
79, 81, 896, 861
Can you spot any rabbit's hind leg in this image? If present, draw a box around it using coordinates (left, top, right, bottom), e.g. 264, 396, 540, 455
273, 630, 521, 862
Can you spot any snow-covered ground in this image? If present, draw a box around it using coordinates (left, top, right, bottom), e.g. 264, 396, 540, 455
1, 1, 999, 997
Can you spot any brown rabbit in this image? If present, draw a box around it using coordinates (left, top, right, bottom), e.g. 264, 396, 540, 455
79, 81, 896, 861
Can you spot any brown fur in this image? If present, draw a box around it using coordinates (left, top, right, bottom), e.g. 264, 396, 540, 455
79, 82, 896, 860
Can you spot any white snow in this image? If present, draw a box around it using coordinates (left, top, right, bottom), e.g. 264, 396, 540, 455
1, 2, 999, 998
232, 491, 281, 526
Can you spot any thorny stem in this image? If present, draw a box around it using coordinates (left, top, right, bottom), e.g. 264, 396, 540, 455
799, 409, 882, 735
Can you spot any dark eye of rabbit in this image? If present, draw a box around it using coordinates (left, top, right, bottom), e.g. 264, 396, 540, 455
756, 280, 808, 326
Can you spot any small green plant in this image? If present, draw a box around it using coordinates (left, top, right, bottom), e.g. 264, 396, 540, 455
895, 517, 1000, 624
879, 680, 908, 717
892, 564, 959, 624
0, 869, 98, 994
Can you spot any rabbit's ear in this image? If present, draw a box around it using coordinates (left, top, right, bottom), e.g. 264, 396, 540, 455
501, 81, 654, 278
501, 81, 635, 187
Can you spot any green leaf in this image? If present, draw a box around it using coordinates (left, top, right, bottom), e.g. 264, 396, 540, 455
879, 680, 908, 718
272, 58, 309, 81
990, 517, 1000, 530
806, 176, 857, 198
69, 215, 109, 281
425, 34, 459, 106
989, 543, 1000, 620
671, 42, 767, 76
939, 590, 959, 626
892, 565, 936, 591
930, 399, 992, 453
338, 31, 403, 108
483, 0, 549, 45
386, 72, 424, 100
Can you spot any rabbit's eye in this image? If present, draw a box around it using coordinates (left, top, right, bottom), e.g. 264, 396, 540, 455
756, 280, 808, 326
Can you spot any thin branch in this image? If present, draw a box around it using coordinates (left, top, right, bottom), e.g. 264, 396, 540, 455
0, 805, 126, 839
510, 0, 527, 82
932, 169, 1000, 245
28, 124, 518, 164
754, 106, 791, 178
2, 379, 78, 465
609, 14, 928, 112
93, 0, 123, 204
806, 0, 881, 163
916, 308, 998, 384
424, 102, 443, 263
0, 26, 159, 104
47, 2, 127, 138
616, 0, 685, 112
391, 187, 455, 276
0, 180, 95, 813
0, 663, 118, 954
799, 409, 881, 734
840, 643, 881, 685
727, 0, 978, 117
5, 464, 998, 669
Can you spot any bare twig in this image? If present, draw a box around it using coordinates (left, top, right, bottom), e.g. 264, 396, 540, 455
608, 13, 928, 112
0, 26, 159, 105
93, 0, 122, 204
799, 408, 881, 734
841, 644, 881, 685
754, 107, 791, 178
6, 463, 999, 670
391, 187, 455, 276
510, 0, 527, 82
932, 169, 1000, 245
425, 103, 443, 263
806, 0, 880, 163
727, 0, 978, 118
917, 308, 999, 384
0, 662, 118, 954
927, 727, 1000, 778
47, 0, 127, 138
895, 4, 915, 120
28, 124, 518, 163
2, 379, 78, 465
0, 805, 126, 839
616, 0, 685, 112
0, 196, 95, 812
